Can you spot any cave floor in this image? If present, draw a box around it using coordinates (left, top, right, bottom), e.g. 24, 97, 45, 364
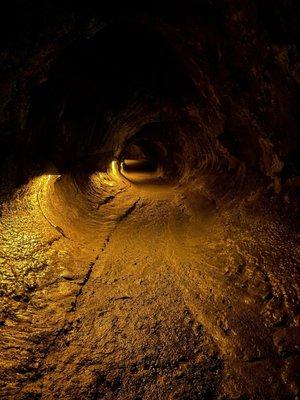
0, 175, 299, 399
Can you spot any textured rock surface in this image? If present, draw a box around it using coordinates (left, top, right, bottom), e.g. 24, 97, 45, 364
0, 2, 299, 399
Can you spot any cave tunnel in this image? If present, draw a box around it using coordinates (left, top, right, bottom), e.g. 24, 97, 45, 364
0, 2, 299, 399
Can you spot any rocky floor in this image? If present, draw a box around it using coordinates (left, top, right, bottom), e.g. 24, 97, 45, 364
0, 172, 299, 399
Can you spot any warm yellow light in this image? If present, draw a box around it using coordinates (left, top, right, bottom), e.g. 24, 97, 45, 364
107, 160, 126, 184
48, 174, 61, 179
111, 160, 119, 176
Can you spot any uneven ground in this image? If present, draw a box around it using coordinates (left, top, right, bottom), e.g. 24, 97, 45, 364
0, 3, 299, 398
0, 169, 299, 399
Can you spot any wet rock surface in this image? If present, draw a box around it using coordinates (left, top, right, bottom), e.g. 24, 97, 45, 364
0, 176, 298, 399
0, 2, 299, 399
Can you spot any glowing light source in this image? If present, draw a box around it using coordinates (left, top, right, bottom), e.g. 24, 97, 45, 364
107, 160, 126, 185
110, 160, 119, 176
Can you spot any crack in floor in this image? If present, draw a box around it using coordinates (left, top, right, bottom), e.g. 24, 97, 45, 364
25, 196, 142, 384
96, 188, 127, 210
69, 197, 141, 313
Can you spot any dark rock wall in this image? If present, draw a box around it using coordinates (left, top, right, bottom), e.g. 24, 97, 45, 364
0, 0, 299, 208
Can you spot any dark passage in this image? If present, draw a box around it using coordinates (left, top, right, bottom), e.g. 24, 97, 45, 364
0, 2, 299, 400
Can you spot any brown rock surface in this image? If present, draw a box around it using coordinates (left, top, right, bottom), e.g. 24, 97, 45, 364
0, 2, 299, 399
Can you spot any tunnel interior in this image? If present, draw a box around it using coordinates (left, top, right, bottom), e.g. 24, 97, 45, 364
27, 22, 196, 180
0, 3, 299, 400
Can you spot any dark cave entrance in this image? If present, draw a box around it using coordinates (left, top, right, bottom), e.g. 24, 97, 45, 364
26, 21, 195, 179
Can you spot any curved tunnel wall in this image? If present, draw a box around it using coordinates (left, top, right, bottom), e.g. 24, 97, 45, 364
22, 20, 256, 209
26, 23, 196, 172
0, 4, 299, 399
0, 9, 298, 210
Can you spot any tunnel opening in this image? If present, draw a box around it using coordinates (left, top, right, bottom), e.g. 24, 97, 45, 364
13, 20, 203, 245
26, 21, 197, 180
121, 160, 158, 174
117, 122, 174, 184
1, 5, 299, 400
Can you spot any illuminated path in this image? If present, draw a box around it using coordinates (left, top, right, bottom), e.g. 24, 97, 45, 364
1, 6, 299, 398
0, 164, 298, 399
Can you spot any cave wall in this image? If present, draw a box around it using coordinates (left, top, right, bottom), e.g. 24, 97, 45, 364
0, 0, 299, 209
